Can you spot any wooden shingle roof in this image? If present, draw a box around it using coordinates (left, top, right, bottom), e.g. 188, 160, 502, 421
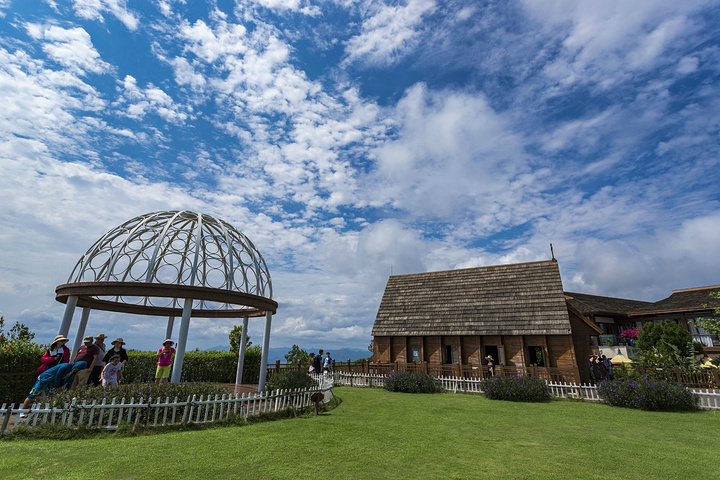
629, 285, 720, 316
564, 292, 654, 317
372, 260, 573, 336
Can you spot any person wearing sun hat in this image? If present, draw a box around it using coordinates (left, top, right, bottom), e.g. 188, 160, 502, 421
88, 334, 108, 386
71, 336, 100, 389
485, 355, 495, 376
155, 339, 175, 384
103, 337, 128, 371
38, 334, 71, 372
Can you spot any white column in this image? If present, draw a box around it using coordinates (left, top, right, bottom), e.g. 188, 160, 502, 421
58, 295, 78, 337
235, 317, 249, 385
166, 316, 175, 340
171, 298, 193, 383
70, 307, 91, 358
258, 311, 272, 392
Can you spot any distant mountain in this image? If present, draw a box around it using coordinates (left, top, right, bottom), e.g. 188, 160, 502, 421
205, 345, 371, 363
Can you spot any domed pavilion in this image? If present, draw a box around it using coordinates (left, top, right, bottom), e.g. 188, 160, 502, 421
55, 210, 278, 390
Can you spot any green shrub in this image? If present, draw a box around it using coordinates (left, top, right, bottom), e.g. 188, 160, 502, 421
597, 377, 698, 411
1, 348, 262, 404
119, 349, 262, 384
264, 371, 317, 392
480, 375, 551, 402
0, 340, 45, 403
384, 371, 441, 394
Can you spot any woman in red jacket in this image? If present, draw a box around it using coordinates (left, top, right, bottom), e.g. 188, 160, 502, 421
38, 335, 71, 372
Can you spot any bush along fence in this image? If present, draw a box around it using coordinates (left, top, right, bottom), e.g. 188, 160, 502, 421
0, 382, 334, 435
329, 372, 720, 410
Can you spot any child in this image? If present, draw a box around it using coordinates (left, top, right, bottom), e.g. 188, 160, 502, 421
155, 339, 175, 384
101, 355, 123, 387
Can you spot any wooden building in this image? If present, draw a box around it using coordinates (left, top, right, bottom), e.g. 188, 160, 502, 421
566, 286, 720, 354
371, 260, 602, 383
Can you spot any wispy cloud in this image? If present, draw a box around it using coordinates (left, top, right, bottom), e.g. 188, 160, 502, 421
70, 0, 140, 30
343, 0, 436, 66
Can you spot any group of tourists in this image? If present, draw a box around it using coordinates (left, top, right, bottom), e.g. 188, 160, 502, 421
588, 354, 612, 383
20, 333, 177, 414
38, 334, 129, 388
19, 334, 129, 413
308, 350, 333, 375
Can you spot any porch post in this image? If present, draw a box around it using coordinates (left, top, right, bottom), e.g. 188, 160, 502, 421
258, 311, 272, 392
235, 316, 249, 385
165, 316, 175, 340
70, 307, 91, 357
58, 295, 78, 337
171, 298, 193, 383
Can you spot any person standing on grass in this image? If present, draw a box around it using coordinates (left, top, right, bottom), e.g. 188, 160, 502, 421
323, 351, 333, 375
88, 334, 107, 386
314, 349, 323, 374
101, 355, 123, 387
71, 336, 99, 389
155, 339, 175, 384
308, 352, 316, 373
588, 355, 597, 385
20, 361, 87, 415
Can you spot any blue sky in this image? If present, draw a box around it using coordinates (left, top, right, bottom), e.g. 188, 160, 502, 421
1, 0, 719, 352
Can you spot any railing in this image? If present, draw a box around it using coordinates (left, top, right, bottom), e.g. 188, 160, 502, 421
616, 365, 720, 389
364, 362, 579, 383
330, 372, 720, 410
0, 382, 334, 435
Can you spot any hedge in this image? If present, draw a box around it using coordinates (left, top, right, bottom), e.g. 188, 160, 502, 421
0, 341, 45, 404
0, 348, 262, 404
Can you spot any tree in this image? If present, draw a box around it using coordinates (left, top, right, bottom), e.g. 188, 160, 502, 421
284, 344, 309, 364
636, 320, 694, 369
0, 316, 35, 345
229, 325, 251, 353
696, 291, 720, 336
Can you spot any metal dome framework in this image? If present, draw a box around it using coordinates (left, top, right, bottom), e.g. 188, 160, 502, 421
55, 211, 278, 389
56, 210, 276, 318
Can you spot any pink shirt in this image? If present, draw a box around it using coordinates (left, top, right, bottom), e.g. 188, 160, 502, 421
157, 347, 175, 367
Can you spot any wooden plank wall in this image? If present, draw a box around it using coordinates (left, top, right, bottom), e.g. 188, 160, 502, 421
391, 337, 407, 363
424, 336, 441, 363
569, 312, 594, 383
548, 336, 575, 370
462, 335, 481, 365
374, 337, 390, 363
504, 337, 524, 366
375, 333, 584, 375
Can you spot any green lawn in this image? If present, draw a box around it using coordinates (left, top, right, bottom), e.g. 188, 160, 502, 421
2, 386, 719, 479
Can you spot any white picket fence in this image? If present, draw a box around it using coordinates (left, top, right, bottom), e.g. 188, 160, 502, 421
1, 383, 334, 434
331, 372, 720, 409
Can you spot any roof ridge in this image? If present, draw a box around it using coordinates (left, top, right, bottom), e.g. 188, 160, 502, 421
389, 259, 557, 278
671, 285, 720, 293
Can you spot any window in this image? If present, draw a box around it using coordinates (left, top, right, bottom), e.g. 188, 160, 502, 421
526, 346, 546, 366
442, 345, 458, 364
687, 318, 718, 347
411, 346, 421, 362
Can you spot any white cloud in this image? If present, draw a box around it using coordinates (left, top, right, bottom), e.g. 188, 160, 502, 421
677, 55, 699, 74
522, 0, 709, 89
115, 75, 190, 123
71, 0, 140, 30
368, 83, 530, 224
344, 0, 436, 66
25, 24, 111, 75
